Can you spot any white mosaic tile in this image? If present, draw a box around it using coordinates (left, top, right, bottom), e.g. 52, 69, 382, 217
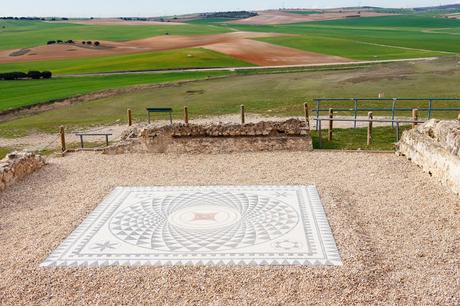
42, 186, 342, 267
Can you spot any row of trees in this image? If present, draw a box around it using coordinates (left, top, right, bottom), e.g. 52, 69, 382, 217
47, 40, 74, 45
82, 41, 100, 46
0, 71, 52, 81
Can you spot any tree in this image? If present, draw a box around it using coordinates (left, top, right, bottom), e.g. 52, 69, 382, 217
27, 71, 42, 79
41, 71, 52, 79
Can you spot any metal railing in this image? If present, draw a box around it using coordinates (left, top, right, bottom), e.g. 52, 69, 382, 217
314, 117, 426, 149
313, 98, 460, 129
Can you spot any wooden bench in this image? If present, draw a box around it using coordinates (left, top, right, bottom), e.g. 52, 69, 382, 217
146, 107, 173, 124
75, 133, 112, 148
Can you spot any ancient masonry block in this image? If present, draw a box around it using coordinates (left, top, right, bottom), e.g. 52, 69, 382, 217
104, 119, 313, 154
398, 119, 460, 196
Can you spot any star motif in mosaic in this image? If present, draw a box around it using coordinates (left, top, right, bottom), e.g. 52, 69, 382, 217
91, 241, 118, 252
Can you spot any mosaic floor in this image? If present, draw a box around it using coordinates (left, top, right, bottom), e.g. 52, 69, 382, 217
42, 186, 341, 267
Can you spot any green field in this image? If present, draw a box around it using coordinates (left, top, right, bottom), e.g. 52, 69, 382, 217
0, 20, 232, 50
0, 71, 232, 112
2, 57, 459, 137
231, 16, 460, 57
0, 48, 252, 74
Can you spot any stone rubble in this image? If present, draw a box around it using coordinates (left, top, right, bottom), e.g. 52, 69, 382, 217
0, 151, 46, 192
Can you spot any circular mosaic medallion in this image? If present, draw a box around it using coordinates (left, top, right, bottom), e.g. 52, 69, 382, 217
109, 191, 299, 252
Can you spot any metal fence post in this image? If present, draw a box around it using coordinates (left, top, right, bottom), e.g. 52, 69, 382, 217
428, 99, 433, 119
317, 119, 322, 149
395, 121, 400, 142
315, 99, 320, 131
353, 98, 358, 128
391, 98, 397, 128
240, 104, 245, 124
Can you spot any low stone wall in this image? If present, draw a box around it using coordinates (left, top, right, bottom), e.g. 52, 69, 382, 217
104, 119, 313, 154
398, 119, 460, 196
0, 151, 46, 192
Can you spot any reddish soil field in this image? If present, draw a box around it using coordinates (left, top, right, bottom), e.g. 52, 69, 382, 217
228, 10, 394, 25
0, 31, 351, 66
204, 39, 349, 66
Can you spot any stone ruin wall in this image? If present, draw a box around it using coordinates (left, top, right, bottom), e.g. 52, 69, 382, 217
0, 151, 46, 192
398, 119, 460, 196
104, 119, 313, 155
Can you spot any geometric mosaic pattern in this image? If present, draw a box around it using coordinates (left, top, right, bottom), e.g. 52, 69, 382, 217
42, 186, 342, 267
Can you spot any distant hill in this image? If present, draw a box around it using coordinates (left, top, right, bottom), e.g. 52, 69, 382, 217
414, 3, 460, 11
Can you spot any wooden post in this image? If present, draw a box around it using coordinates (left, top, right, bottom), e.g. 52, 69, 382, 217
303, 102, 309, 123
184, 106, 189, 125
240, 104, 245, 125
59, 126, 66, 153
412, 108, 418, 129
367, 112, 373, 146
328, 108, 333, 141
127, 108, 132, 126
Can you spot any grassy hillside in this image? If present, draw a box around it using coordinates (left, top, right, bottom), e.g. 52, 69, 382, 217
0, 48, 253, 74
0, 20, 232, 50
2, 57, 459, 136
0, 71, 232, 112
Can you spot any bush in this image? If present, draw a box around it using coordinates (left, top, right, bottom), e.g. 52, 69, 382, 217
56, 40, 63, 43
47, 40, 56, 45
0, 71, 52, 80
65, 39, 74, 44
27, 71, 42, 79
41, 71, 52, 79
94, 41, 100, 46
86, 41, 92, 45
0, 72, 28, 80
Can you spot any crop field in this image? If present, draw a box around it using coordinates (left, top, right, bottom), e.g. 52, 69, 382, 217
0, 48, 251, 74
1, 57, 459, 137
0, 71, 232, 112
232, 16, 460, 56
0, 20, 231, 50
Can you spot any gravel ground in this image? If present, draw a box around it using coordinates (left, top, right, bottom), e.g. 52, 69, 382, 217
0, 151, 458, 305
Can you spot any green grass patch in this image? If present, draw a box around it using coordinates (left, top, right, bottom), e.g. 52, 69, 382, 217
311, 125, 411, 151
0, 20, 232, 50
0, 70, 233, 112
257, 36, 443, 60
0, 147, 12, 159
0, 48, 253, 74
